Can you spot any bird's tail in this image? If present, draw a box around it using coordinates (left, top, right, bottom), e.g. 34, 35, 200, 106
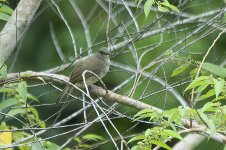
56, 85, 71, 106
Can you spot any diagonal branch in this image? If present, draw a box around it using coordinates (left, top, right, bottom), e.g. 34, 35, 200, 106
0, 70, 225, 145
0, 0, 43, 63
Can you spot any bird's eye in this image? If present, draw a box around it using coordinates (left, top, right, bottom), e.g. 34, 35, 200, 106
100, 51, 106, 55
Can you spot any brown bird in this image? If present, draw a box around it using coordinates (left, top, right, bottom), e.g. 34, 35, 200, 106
57, 47, 110, 105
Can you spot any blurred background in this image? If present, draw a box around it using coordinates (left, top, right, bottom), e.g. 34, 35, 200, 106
0, 0, 226, 149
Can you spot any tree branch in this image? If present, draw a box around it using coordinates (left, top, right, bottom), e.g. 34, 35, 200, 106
0, 70, 225, 144
0, 0, 43, 63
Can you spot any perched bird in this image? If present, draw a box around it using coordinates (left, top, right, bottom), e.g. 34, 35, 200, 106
56, 47, 110, 105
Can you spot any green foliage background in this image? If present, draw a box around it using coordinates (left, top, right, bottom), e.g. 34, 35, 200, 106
0, 0, 225, 149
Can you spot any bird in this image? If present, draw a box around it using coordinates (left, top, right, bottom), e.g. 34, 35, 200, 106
56, 47, 110, 105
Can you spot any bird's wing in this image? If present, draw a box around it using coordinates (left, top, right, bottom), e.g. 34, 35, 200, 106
69, 58, 98, 83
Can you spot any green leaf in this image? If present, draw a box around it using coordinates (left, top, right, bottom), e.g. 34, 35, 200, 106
150, 140, 172, 150
171, 63, 190, 77
7, 108, 26, 117
145, 128, 152, 137
144, 0, 154, 18
194, 83, 209, 93
133, 109, 154, 121
134, 109, 154, 117
31, 142, 43, 150
185, 76, 209, 91
18, 81, 27, 101
198, 89, 215, 101
137, 0, 143, 8
78, 144, 91, 148
27, 93, 39, 102
128, 135, 145, 143
201, 102, 220, 112
82, 134, 104, 141
74, 137, 81, 143
178, 106, 185, 118
0, 62, 7, 79
163, 108, 180, 123
37, 77, 46, 83
0, 11, 10, 21
0, 4, 13, 15
0, 98, 18, 111
0, 88, 15, 93
163, 129, 183, 140
29, 107, 46, 128
197, 110, 216, 133
212, 96, 225, 102
131, 145, 138, 150
160, 1, 180, 13
201, 62, 226, 78
213, 78, 224, 98
157, 5, 169, 12
44, 141, 59, 150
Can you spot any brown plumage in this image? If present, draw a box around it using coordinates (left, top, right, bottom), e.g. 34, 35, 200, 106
56, 47, 110, 105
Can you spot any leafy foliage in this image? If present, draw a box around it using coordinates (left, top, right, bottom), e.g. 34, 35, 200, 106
135, 0, 179, 18
0, 64, 46, 148
129, 61, 226, 149
72, 134, 104, 149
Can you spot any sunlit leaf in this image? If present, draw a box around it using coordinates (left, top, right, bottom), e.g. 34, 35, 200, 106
74, 137, 81, 143
158, 5, 169, 12
0, 4, 13, 15
28, 108, 46, 128
185, 76, 209, 91
0, 88, 15, 93
213, 78, 224, 98
201, 102, 220, 112
37, 77, 46, 83
198, 89, 215, 101
31, 142, 43, 150
128, 135, 145, 143
145, 128, 152, 137
0, 130, 12, 146
150, 140, 172, 150
194, 83, 209, 93
131, 145, 138, 150
0, 12, 10, 21
163, 129, 183, 140
44, 141, 59, 150
7, 108, 26, 117
27, 93, 39, 102
0, 98, 18, 111
133, 109, 154, 121
212, 96, 225, 102
144, 0, 154, 18
160, 1, 180, 13
163, 108, 180, 123
171, 63, 190, 77
78, 144, 91, 148
18, 81, 27, 101
134, 109, 154, 117
82, 134, 104, 141
197, 110, 216, 133
137, 0, 143, 8
201, 62, 226, 78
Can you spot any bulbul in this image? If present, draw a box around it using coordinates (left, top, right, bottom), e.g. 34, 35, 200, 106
57, 47, 110, 105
